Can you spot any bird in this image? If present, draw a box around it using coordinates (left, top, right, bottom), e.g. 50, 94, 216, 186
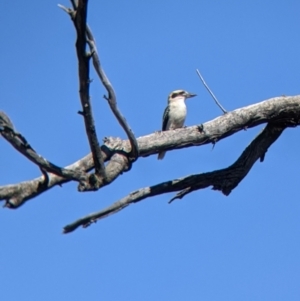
157, 89, 197, 160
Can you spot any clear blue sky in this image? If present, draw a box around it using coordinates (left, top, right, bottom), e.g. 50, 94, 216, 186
1, 1, 300, 300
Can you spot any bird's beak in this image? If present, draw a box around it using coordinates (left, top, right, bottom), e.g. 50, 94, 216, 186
185, 92, 197, 99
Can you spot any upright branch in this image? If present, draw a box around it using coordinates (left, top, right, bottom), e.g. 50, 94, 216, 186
59, 0, 139, 189
72, 0, 106, 181
86, 27, 139, 161
70, 0, 138, 160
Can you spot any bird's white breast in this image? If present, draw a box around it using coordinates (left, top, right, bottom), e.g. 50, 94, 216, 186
167, 100, 187, 129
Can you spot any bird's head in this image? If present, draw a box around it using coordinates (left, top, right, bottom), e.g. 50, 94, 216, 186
168, 90, 197, 103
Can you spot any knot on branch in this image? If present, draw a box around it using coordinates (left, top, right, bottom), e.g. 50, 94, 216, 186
103, 136, 135, 166
77, 150, 132, 192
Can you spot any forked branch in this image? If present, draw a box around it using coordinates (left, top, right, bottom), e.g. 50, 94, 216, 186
63, 122, 286, 233
85, 28, 139, 161
59, 0, 139, 185
1, 95, 300, 209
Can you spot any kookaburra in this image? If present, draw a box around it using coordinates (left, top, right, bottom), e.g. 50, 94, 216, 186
157, 89, 197, 160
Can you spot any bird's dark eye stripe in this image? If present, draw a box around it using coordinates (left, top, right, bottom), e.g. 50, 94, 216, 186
171, 91, 186, 98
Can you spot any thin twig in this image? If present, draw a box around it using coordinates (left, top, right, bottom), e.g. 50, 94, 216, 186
57, 4, 71, 14
196, 68, 227, 114
63, 122, 286, 233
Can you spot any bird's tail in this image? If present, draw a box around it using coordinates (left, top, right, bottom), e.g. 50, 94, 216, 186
157, 151, 166, 160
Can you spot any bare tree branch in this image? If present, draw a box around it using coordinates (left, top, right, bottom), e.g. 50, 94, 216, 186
59, 0, 139, 188
78, 151, 131, 191
0, 137, 132, 207
1, 96, 299, 208
0, 111, 15, 131
196, 69, 227, 114
168, 122, 287, 202
86, 29, 139, 161
62, 0, 106, 181
63, 121, 287, 233
57, 4, 71, 14
0, 111, 88, 184
65, 0, 139, 161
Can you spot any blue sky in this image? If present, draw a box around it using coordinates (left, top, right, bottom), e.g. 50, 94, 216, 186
1, 0, 300, 300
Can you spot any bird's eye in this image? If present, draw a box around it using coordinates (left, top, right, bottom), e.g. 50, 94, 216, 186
171, 93, 179, 98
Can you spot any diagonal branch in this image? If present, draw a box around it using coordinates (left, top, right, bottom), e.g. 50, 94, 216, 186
169, 122, 286, 202
86, 28, 139, 161
63, 122, 286, 233
196, 69, 227, 114
0, 111, 87, 183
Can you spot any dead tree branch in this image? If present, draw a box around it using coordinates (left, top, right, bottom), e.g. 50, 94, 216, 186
86, 29, 139, 161
1, 95, 300, 209
65, 0, 139, 161
59, 0, 139, 189
62, 1, 107, 182
196, 69, 227, 114
0, 111, 88, 184
63, 122, 287, 233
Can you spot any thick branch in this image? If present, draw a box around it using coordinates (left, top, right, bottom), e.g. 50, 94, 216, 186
1, 95, 300, 208
73, 0, 106, 179
63, 122, 286, 233
78, 151, 131, 191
